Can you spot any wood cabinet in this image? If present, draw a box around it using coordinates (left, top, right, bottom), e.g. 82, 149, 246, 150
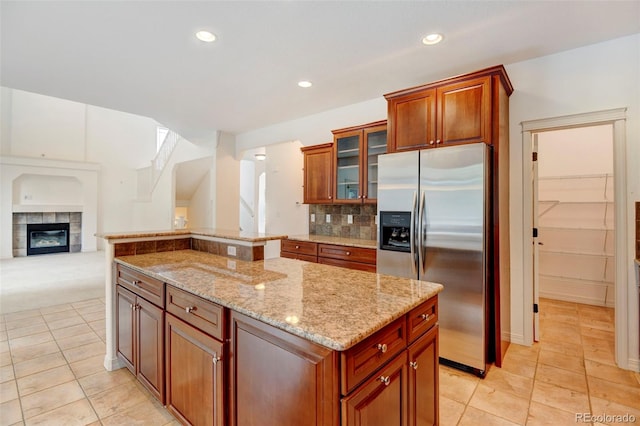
332, 120, 387, 204
385, 66, 512, 153
165, 285, 226, 426
116, 283, 165, 403
229, 311, 339, 426
280, 239, 318, 262
281, 238, 377, 272
301, 143, 334, 204
407, 325, 438, 426
165, 313, 224, 426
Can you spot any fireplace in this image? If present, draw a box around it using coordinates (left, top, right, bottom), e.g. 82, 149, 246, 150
27, 223, 70, 256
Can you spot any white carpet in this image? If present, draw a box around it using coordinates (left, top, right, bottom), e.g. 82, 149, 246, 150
0, 251, 105, 314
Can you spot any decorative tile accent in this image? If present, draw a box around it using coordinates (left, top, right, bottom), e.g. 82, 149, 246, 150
308, 204, 377, 241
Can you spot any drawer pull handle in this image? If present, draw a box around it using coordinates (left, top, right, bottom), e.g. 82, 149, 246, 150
420, 313, 431, 321
410, 361, 418, 370
129, 303, 134, 310
295, 245, 300, 249
132, 280, 140, 286
377, 343, 388, 353
185, 306, 196, 314
379, 375, 391, 386
212, 355, 221, 364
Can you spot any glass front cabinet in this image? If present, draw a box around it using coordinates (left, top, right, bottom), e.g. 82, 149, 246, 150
332, 120, 387, 204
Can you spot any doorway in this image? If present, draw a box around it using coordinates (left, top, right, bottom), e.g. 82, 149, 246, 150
532, 125, 615, 342
521, 108, 633, 370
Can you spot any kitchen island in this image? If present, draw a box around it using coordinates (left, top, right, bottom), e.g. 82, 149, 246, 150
101, 231, 442, 425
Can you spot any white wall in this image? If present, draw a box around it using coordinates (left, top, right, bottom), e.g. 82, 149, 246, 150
263, 141, 308, 258
0, 87, 217, 255
215, 132, 240, 231
507, 34, 639, 364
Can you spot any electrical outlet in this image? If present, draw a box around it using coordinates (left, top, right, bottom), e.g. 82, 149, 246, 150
227, 246, 237, 256
347, 214, 353, 224
374, 215, 378, 225
311, 213, 315, 222
326, 214, 331, 223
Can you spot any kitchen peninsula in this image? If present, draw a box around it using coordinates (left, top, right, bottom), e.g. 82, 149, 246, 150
98, 230, 443, 425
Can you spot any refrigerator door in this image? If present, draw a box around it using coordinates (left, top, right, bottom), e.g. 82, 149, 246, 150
377, 151, 419, 279
420, 143, 487, 372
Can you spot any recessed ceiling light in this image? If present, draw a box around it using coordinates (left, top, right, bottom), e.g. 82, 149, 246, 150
196, 30, 217, 43
422, 33, 443, 45
298, 80, 313, 88
254, 153, 266, 161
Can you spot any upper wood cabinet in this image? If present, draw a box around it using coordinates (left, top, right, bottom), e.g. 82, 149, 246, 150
385, 66, 513, 153
332, 120, 387, 204
301, 143, 334, 204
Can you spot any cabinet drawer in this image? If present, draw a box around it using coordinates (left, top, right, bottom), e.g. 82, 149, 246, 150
406, 295, 438, 344
318, 244, 376, 265
281, 239, 318, 256
340, 317, 406, 395
281, 251, 318, 263
116, 264, 164, 308
318, 257, 376, 273
166, 285, 225, 340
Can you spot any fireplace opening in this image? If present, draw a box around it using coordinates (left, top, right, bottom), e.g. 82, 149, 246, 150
27, 223, 70, 256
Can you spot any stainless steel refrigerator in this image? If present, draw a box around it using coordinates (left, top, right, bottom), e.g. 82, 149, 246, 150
377, 143, 491, 376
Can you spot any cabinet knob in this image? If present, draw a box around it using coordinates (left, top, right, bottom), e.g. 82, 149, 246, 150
185, 306, 196, 314
134, 304, 140, 311
345, 251, 351, 256
212, 355, 221, 364
410, 361, 418, 370
132, 280, 140, 286
377, 343, 388, 353
130, 303, 134, 310
379, 375, 391, 386
429, 140, 434, 145
420, 313, 431, 321
436, 139, 442, 144
295, 245, 300, 249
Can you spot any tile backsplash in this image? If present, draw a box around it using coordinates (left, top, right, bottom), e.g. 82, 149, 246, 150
309, 204, 377, 241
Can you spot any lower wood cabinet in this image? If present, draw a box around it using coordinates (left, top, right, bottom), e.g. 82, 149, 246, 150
281, 238, 377, 272
116, 284, 164, 403
229, 311, 339, 426
408, 325, 439, 426
165, 313, 225, 426
342, 352, 408, 426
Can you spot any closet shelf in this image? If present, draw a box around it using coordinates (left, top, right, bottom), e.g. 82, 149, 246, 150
539, 248, 613, 257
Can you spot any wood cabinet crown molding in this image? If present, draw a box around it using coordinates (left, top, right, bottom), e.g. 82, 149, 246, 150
383, 64, 513, 99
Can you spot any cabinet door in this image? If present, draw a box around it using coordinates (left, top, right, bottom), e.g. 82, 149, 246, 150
230, 311, 338, 426
407, 325, 438, 426
334, 129, 362, 203
303, 144, 334, 204
166, 313, 225, 426
388, 89, 436, 153
437, 76, 490, 146
362, 124, 387, 203
116, 285, 136, 373
342, 352, 408, 426
137, 297, 165, 403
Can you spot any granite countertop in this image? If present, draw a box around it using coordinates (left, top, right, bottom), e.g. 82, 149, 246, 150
98, 228, 287, 243
287, 234, 377, 249
115, 250, 442, 351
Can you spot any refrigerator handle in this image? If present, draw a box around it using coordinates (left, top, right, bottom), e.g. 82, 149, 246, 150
410, 191, 418, 276
418, 190, 426, 276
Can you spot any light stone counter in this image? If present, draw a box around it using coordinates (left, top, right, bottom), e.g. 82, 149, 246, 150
286, 234, 377, 249
97, 228, 286, 243
115, 249, 442, 351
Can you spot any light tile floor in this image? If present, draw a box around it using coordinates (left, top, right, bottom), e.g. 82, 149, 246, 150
1, 297, 639, 425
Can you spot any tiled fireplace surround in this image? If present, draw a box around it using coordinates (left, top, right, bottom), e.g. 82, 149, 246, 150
12, 212, 82, 257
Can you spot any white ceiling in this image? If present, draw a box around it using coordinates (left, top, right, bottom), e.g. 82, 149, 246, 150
2, 1, 639, 144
